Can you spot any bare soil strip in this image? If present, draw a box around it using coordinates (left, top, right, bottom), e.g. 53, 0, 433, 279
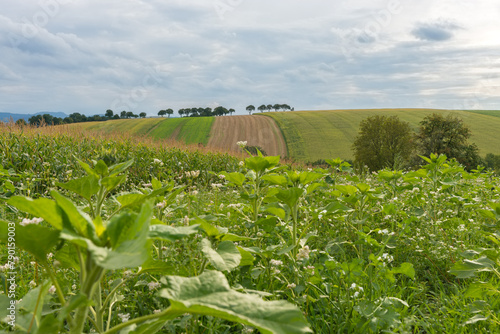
207, 115, 287, 157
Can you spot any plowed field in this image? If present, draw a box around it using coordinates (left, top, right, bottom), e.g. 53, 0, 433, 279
208, 115, 287, 157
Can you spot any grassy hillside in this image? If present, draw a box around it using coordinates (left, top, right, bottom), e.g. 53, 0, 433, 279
77, 117, 214, 145
262, 109, 500, 162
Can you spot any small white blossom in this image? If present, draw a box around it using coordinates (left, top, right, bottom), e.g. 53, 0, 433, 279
296, 245, 310, 261
20, 217, 43, 226
148, 282, 161, 291
48, 285, 56, 294
156, 201, 166, 209
118, 313, 130, 323
153, 158, 164, 166
270, 259, 283, 266
29, 280, 37, 288
236, 141, 247, 148
239, 161, 245, 167
287, 283, 296, 289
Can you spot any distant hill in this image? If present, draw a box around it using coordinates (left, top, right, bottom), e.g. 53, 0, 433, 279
0, 111, 68, 122
69, 109, 500, 162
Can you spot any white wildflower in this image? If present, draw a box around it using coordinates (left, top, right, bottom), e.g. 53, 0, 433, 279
236, 141, 247, 148
270, 259, 283, 266
20, 217, 43, 226
156, 201, 166, 209
296, 245, 310, 261
287, 283, 296, 289
239, 161, 245, 167
48, 285, 56, 294
147, 282, 161, 291
29, 280, 37, 288
153, 158, 164, 166
118, 313, 130, 323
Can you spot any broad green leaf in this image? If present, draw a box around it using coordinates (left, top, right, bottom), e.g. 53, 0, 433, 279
324, 201, 351, 214
108, 159, 134, 176
0, 220, 59, 263
245, 156, 280, 174
193, 218, 220, 237
61, 202, 153, 270
465, 282, 500, 298
335, 185, 357, 196
276, 188, 304, 209
238, 246, 256, 266
95, 160, 109, 176
201, 239, 241, 272
54, 244, 80, 270
51, 190, 94, 239
7, 196, 63, 230
159, 270, 312, 334
56, 175, 99, 201
76, 158, 98, 177
256, 217, 278, 233
265, 206, 286, 220
101, 174, 127, 192
149, 224, 200, 242
151, 178, 162, 190
15, 281, 51, 333
390, 262, 415, 280
450, 257, 495, 278
221, 172, 245, 186
299, 172, 323, 185
138, 258, 181, 276
262, 174, 288, 186
356, 183, 370, 193
116, 193, 144, 208
305, 183, 322, 195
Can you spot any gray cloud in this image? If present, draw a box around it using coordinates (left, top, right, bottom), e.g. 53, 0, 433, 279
411, 20, 461, 41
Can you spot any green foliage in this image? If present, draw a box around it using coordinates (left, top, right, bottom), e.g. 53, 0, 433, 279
416, 113, 481, 170
352, 115, 414, 171
3, 127, 500, 333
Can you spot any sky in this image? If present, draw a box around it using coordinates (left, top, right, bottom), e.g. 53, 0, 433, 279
0, 0, 499, 116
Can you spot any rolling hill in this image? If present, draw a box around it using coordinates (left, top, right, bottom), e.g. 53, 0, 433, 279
73, 109, 500, 162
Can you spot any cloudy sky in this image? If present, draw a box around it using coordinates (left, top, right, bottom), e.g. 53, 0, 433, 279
1, 0, 499, 116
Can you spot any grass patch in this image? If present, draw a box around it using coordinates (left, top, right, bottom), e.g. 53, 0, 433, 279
177, 117, 214, 145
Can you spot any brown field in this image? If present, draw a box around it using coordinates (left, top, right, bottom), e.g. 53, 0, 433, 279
208, 115, 287, 157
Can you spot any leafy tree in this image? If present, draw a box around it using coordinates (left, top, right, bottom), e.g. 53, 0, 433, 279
266, 104, 273, 112
258, 104, 267, 113
416, 113, 481, 170
105, 109, 114, 118
158, 110, 167, 117
139, 112, 147, 118
120, 110, 127, 118
229, 108, 235, 115
126, 111, 134, 119
166, 108, 174, 118
15, 118, 27, 126
273, 104, 281, 112
246, 105, 255, 115
353, 115, 414, 171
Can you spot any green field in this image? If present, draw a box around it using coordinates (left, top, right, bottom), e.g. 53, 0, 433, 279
262, 109, 500, 162
78, 117, 214, 145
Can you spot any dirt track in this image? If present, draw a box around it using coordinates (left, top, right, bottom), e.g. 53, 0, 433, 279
207, 115, 287, 157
